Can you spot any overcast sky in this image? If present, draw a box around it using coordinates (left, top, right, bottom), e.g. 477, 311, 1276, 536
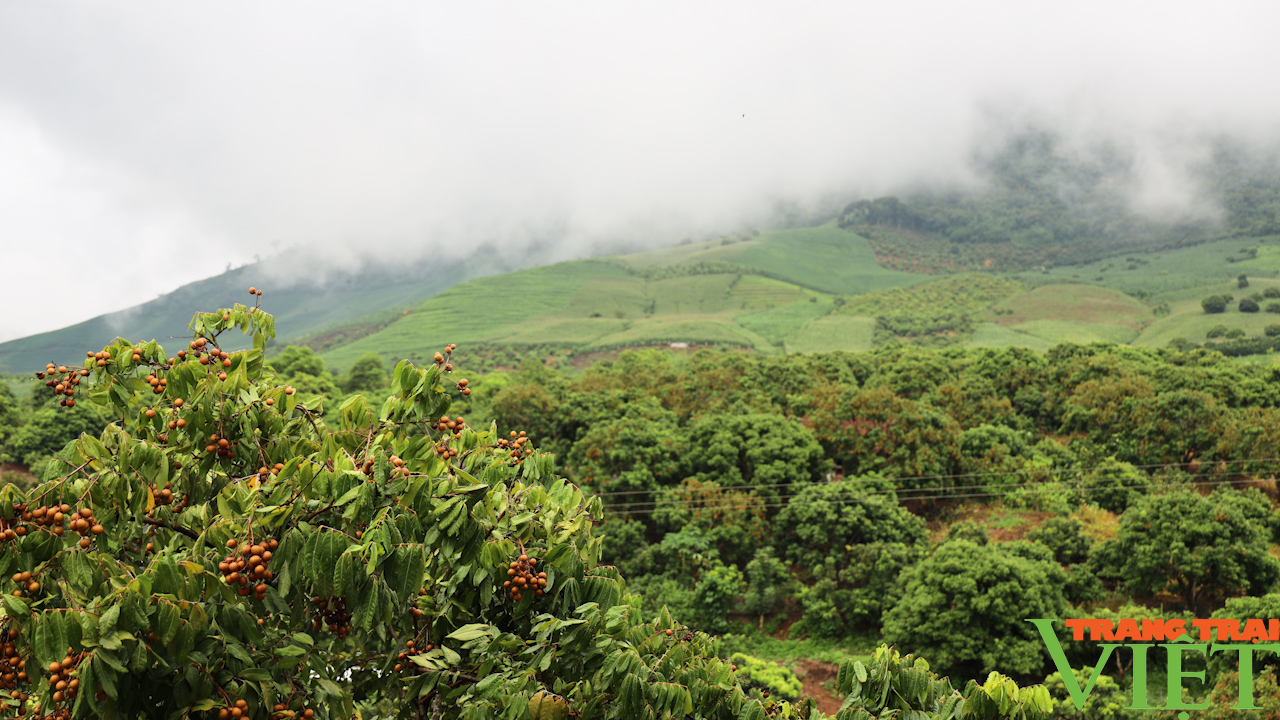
2, 1, 1279, 342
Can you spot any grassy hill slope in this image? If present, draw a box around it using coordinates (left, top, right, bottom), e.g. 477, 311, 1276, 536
319, 226, 931, 370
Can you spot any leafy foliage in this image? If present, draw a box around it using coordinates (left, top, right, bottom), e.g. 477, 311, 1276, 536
1093, 488, 1280, 611
881, 541, 1067, 680
0, 303, 782, 720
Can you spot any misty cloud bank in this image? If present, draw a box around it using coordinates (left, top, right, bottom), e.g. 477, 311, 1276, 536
1, 1, 1279, 341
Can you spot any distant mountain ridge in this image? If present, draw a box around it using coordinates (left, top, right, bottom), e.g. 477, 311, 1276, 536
0, 248, 521, 372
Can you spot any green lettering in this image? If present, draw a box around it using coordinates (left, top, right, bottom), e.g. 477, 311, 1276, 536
1129, 644, 1154, 709
1027, 619, 1118, 711
1209, 643, 1280, 710
1166, 643, 1211, 710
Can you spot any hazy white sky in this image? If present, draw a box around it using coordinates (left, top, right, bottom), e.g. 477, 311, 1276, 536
2, 1, 1279, 341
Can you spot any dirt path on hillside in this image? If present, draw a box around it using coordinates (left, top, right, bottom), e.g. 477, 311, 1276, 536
794, 659, 841, 715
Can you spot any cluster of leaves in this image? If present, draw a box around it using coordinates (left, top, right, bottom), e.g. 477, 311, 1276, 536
832, 646, 1053, 720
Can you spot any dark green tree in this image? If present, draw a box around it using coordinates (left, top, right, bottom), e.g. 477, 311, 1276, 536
267, 345, 337, 397
772, 480, 926, 567
342, 352, 389, 394
1240, 298, 1260, 313
1097, 488, 1280, 611
1202, 296, 1227, 314
881, 540, 1067, 680
742, 547, 792, 626
683, 413, 828, 504
1026, 517, 1091, 566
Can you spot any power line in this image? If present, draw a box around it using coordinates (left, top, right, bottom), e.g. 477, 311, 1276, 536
596, 472, 1276, 519
580, 457, 1280, 500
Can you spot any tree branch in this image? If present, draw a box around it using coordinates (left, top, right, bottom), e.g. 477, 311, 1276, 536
143, 516, 199, 540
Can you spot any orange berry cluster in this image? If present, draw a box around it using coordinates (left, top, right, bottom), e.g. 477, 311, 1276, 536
144, 372, 169, 397
0, 504, 30, 543
504, 554, 545, 601
434, 416, 466, 439
0, 627, 29, 693
255, 463, 285, 481
9, 572, 37, 598
151, 483, 177, 508
432, 344, 457, 373
214, 699, 251, 719
19, 504, 71, 539
178, 337, 232, 372
219, 538, 277, 599
310, 597, 351, 638
45, 649, 82, 705
68, 508, 103, 549
500, 431, 533, 465
394, 639, 434, 672
360, 455, 410, 480
35, 364, 88, 408
456, 378, 471, 397
205, 433, 236, 460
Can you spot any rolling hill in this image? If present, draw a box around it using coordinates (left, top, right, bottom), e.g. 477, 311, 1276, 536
7, 217, 1280, 376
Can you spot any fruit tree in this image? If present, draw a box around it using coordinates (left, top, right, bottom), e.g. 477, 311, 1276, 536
0, 294, 1052, 720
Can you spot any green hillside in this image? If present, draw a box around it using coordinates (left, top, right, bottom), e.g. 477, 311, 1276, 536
318, 226, 929, 370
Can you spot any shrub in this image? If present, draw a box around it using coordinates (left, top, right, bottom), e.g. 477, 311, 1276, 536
1269, 324, 1280, 337
1225, 327, 1248, 338
728, 653, 803, 701
1240, 298, 1260, 313
1268, 302, 1280, 314
1265, 287, 1280, 299
1202, 295, 1227, 314
1239, 273, 1250, 288
1206, 324, 1230, 338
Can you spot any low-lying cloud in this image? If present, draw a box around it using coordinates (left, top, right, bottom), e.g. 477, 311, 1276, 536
2, 0, 1279, 341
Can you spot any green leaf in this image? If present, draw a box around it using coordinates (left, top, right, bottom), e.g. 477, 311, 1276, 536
446, 624, 494, 642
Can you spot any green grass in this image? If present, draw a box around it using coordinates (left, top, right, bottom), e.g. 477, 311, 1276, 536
1133, 302, 1280, 348
1014, 235, 1280, 301
321, 261, 613, 370
1010, 320, 1139, 344
965, 323, 1056, 352
317, 229, 934, 370
785, 316, 876, 354
718, 631, 871, 665
990, 284, 1151, 328
636, 224, 930, 295
584, 317, 776, 353
734, 299, 835, 346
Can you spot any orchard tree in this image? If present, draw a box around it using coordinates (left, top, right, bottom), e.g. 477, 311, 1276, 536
881, 540, 1067, 681
682, 414, 829, 504
1094, 488, 1280, 612
0, 299, 777, 720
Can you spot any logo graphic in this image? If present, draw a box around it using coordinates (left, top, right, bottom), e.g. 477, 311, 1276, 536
1029, 617, 1280, 716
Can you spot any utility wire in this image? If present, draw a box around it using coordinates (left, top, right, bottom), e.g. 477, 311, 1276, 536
580, 457, 1280, 500
594, 471, 1276, 519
